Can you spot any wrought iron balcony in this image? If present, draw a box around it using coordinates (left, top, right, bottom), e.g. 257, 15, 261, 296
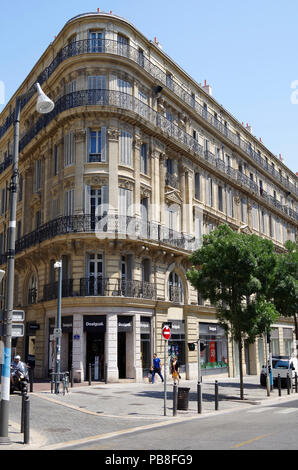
43, 279, 74, 301
79, 277, 156, 299
0, 38, 296, 197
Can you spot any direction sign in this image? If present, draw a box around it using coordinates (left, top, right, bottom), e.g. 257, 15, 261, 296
12, 310, 25, 322
12, 324, 24, 337
162, 325, 171, 340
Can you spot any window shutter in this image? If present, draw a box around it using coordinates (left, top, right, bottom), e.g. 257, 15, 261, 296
84, 185, 91, 214
101, 126, 106, 161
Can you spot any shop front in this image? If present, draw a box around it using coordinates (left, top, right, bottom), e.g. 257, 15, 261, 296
49, 316, 73, 375
84, 315, 106, 381
167, 320, 186, 374
199, 322, 228, 376
140, 316, 151, 377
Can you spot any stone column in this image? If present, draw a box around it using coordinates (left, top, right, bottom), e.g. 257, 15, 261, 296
107, 124, 119, 226
105, 313, 119, 382
134, 314, 143, 382
72, 314, 84, 382
74, 129, 86, 215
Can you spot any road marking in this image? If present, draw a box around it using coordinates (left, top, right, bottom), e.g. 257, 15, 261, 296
247, 407, 275, 413
231, 434, 271, 449
276, 408, 298, 414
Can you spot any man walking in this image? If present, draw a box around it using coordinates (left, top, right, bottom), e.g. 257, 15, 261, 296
151, 353, 164, 384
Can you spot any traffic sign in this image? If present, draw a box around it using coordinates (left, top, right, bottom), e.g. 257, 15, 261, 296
12, 324, 24, 337
12, 310, 25, 322
162, 325, 171, 340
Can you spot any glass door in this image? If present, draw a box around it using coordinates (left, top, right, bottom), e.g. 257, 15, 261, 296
88, 254, 104, 295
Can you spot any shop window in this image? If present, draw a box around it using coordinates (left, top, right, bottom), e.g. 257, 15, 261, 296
199, 323, 228, 375
168, 320, 185, 368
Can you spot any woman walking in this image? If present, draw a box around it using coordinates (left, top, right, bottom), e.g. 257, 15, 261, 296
171, 356, 180, 385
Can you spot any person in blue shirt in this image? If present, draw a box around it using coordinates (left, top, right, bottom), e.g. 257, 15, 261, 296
151, 353, 164, 384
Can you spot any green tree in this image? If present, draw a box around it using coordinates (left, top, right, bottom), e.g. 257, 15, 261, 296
270, 240, 298, 359
187, 224, 279, 399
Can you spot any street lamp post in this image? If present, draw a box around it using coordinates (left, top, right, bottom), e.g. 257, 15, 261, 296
0, 83, 54, 442
54, 260, 62, 394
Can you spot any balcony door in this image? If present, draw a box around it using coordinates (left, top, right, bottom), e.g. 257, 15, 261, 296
85, 185, 108, 230
88, 31, 104, 53
87, 254, 104, 295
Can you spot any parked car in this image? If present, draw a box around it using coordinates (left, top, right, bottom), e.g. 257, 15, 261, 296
260, 355, 298, 387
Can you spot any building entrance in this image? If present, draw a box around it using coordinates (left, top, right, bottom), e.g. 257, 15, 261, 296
86, 332, 105, 381
118, 331, 126, 379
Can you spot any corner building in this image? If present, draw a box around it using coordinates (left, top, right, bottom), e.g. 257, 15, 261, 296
0, 12, 297, 382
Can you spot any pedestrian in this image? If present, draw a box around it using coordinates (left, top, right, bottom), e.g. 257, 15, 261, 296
171, 356, 180, 385
151, 353, 164, 384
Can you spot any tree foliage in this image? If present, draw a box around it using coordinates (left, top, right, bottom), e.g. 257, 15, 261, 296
187, 224, 279, 399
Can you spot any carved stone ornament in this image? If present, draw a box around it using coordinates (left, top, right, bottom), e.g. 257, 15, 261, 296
234, 196, 241, 205
85, 176, 108, 187
118, 179, 134, 190
75, 129, 86, 142
107, 128, 120, 141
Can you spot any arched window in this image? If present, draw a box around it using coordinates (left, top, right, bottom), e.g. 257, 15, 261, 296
168, 272, 184, 304
28, 274, 37, 305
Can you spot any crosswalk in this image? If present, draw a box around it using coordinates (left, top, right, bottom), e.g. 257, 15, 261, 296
247, 406, 298, 415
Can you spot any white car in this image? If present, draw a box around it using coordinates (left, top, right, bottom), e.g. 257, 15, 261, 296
260, 355, 298, 387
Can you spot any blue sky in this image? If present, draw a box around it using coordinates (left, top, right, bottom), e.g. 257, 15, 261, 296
0, 0, 297, 174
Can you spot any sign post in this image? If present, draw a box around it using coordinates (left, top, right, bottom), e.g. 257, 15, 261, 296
162, 325, 171, 416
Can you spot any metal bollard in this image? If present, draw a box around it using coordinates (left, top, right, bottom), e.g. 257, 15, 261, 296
23, 395, 30, 444
197, 382, 202, 414
71, 367, 74, 388
215, 380, 219, 410
29, 368, 34, 393
278, 374, 281, 397
173, 383, 178, 416
295, 372, 298, 393
89, 363, 92, 385
287, 373, 290, 395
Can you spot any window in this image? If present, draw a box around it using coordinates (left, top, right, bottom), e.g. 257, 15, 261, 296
138, 90, 148, 118
218, 186, 223, 212
66, 80, 76, 94
227, 188, 234, 218
118, 33, 129, 53
252, 204, 259, 230
118, 78, 132, 107
168, 272, 183, 303
64, 132, 74, 167
89, 31, 103, 53
35, 210, 41, 229
88, 128, 106, 162
269, 215, 274, 238
138, 48, 145, 67
241, 198, 247, 223
64, 189, 74, 216
34, 160, 42, 192
119, 130, 132, 166
166, 72, 173, 90
261, 210, 266, 234
88, 75, 107, 104
140, 143, 148, 174
119, 187, 133, 233
195, 173, 201, 200
206, 176, 213, 207
86, 253, 104, 295
166, 204, 180, 232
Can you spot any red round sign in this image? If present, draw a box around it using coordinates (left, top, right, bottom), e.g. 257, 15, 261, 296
162, 326, 171, 340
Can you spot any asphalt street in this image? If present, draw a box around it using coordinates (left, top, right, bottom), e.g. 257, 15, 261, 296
0, 375, 297, 451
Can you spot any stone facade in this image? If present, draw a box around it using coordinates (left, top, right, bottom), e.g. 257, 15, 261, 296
0, 12, 297, 382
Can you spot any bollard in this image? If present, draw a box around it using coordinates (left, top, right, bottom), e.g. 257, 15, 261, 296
287, 373, 290, 395
278, 374, 281, 397
173, 384, 178, 416
295, 372, 298, 393
71, 367, 74, 388
29, 368, 34, 393
21, 394, 25, 433
89, 363, 92, 385
197, 382, 202, 414
215, 380, 219, 410
23, 395, 30, 444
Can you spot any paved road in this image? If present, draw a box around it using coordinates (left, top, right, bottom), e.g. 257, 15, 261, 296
63, 399, 298, 451
1, 375, 297, 450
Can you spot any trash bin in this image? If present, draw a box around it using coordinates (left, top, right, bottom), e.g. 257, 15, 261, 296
177, 387, 190, 410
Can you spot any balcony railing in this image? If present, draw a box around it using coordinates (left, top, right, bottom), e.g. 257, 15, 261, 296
0, 38, 296, 197
14, 88, 297, 222
80, 277, 156, 299
43, 279, 74, 301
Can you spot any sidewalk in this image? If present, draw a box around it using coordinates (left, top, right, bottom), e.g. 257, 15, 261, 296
1, 375, 297, 450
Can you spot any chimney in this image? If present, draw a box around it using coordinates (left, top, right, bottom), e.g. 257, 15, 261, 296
202, 80, 212, 96
259, 137, 262, 143
97, 8, 101, 12
246, 123, 252, 134
279, 154, 284, 162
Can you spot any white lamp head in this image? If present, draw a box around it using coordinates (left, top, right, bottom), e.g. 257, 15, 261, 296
35, 83, 55, 114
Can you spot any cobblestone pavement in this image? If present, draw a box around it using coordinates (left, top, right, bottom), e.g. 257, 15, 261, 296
1, 375, 297, 450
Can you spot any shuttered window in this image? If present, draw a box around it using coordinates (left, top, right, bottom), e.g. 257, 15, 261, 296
119, 130, 132, 165
64, 132, 75, 167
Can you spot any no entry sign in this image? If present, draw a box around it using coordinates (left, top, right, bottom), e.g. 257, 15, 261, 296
162, 325, 171, 340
